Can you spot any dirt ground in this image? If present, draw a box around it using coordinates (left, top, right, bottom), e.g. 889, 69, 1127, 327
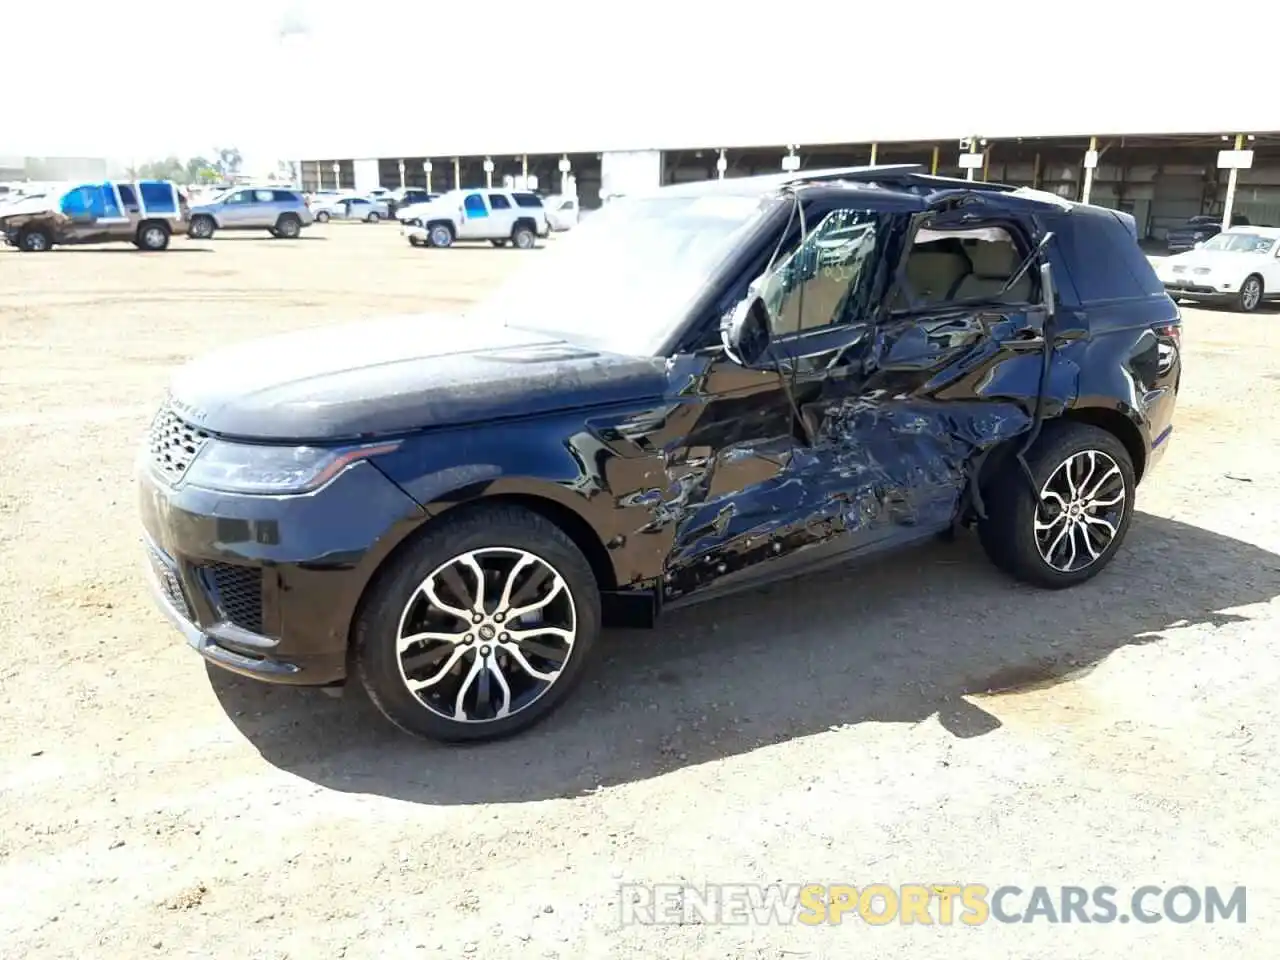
1, 225, 1278, 959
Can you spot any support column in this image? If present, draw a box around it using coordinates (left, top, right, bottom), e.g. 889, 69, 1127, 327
483, 157, 494, 189
521, 154, 528, 183
1221, 133, 1249, 232
782, 145, 800, 173
1080, 136, 1099, 204
398, 159, 406, 189
869, 143, 877, 165
1032, 152, 1041, 190
559, 155, 572, 195
716, 149, 727, 180
423, 159, 432, 193
331, 161, 340, 190
930, 146, 939, 175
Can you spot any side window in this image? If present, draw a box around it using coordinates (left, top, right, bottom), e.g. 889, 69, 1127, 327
762, 208, 885, 336
272, 190, 297, 203
463, 193, 488, 217
138, 182, 177, 214
488, 193, 512, 210
1054, 212, 1162, 301
99, 183, 123, 218
253, 189, 274, 203
896, 225, 1030, 307
60, 185, 102, 217
117, 184, 139, 210
513, 192, 543, 209
224, 190, 249, 204
558, 200, 575, 211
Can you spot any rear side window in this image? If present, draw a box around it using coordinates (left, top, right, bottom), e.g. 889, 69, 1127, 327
488, 193, 512, 210
513, 192, 543, 208
139, 182, 177, 214
1057, 211, 1163, 302
272, 190, 298, 203
117, 184, 139, 210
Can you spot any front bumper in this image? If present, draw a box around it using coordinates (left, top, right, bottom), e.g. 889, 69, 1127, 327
138, 457, 426, 686
1162, 279, 1237, 302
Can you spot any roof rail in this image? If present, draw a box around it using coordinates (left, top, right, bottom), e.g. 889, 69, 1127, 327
782, 164, 926, 187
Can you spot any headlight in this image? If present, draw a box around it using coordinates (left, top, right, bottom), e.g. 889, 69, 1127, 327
183, 439, 401, 493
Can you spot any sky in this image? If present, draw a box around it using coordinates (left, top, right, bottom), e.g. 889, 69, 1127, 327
3, 1, 1277, 169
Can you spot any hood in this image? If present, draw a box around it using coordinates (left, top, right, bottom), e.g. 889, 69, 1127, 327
0, 195, 54, 219
166, 313, 668, 441
396, 199, 445, 220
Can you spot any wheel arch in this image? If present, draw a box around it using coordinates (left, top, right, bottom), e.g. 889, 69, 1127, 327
344, 482, 619, 661
976, 404, 1149, 497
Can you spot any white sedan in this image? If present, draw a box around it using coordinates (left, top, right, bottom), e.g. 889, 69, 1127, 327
312, 195, 389, 223
1155, 226, 1280, 312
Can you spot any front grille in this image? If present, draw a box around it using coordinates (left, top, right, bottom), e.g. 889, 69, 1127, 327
148, 406, 210, 484
204, 562, 264, 634
146, 541, 192, 620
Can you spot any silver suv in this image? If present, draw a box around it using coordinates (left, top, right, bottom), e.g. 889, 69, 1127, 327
187, 187, 314, 240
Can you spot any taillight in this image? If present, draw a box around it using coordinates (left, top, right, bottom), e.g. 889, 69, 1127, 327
1153, 321, 1181, 343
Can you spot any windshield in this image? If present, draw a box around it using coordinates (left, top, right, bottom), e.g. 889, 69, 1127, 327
1201, 232, 1276, 254
469, 192, 777, 355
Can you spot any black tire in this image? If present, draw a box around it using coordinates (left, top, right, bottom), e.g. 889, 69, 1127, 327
355, 503, 601, 743
367, 211, 381, 223
136, 221, 170, 251
188, 215, 216, 240
17, 227, 52, 252
1237, 274, 1263, 312
511, 224, 536, 249
408, 236, 424, 247
427, 222, 454, 248
274, 214, 302, 238
315, 210, 330, 223
977, 420, 1136, 589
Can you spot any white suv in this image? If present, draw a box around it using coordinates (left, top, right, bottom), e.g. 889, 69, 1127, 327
401, 188, 550, 249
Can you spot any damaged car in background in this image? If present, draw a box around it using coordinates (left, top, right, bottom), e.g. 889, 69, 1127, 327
137, 165, 1182, 743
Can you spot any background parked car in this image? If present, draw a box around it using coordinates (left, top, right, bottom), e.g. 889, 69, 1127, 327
0, 180, 187, 251
188, 187, 313, 239
400, 188, 549, 248
544, 193, 580, 231
1155, 226, 1280, 311
1166, 213, 1250, 253
386, 187, 438, 218
313, 195, 389, 223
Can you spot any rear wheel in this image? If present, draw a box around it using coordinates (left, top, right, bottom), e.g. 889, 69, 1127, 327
274, 213, 301, 238
356, 504, 601, 743
136, 222, 170, 251
512, 224, 536, 249
17, 227, 52, 252
1237, 274, 1263, 312
315, 210, 331, 223
977, 421, 1136, 589
367, 211, 381, 223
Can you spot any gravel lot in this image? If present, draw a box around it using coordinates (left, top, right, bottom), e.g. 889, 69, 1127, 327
1, 225, 1278, 959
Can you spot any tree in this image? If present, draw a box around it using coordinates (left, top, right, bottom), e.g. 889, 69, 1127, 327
214, 147, 243, 177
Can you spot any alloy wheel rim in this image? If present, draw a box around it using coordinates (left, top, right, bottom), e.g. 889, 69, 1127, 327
395, 547, 577, 723
144, 228, 165, 247
432, 227, 450, 245
1243, 279, 1261, 310
26, 233, 47, 250
1034, 449, 1126, 573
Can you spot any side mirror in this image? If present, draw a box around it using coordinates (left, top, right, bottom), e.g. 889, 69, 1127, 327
1038, 261, 1056, 319
720, 291, 774, 367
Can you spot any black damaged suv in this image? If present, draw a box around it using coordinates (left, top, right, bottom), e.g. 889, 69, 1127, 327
138, 165, 1181, 743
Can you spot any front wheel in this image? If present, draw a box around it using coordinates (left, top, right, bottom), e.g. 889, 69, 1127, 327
977, 421, 1136, 589
428, 223, 454, 248
187, 215, 215, 240
17, 228, 52, 252
1237, 274, 1263, 312
315, 210, 330, 223
367, 211, 381, 223
355, 504, 601, 743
